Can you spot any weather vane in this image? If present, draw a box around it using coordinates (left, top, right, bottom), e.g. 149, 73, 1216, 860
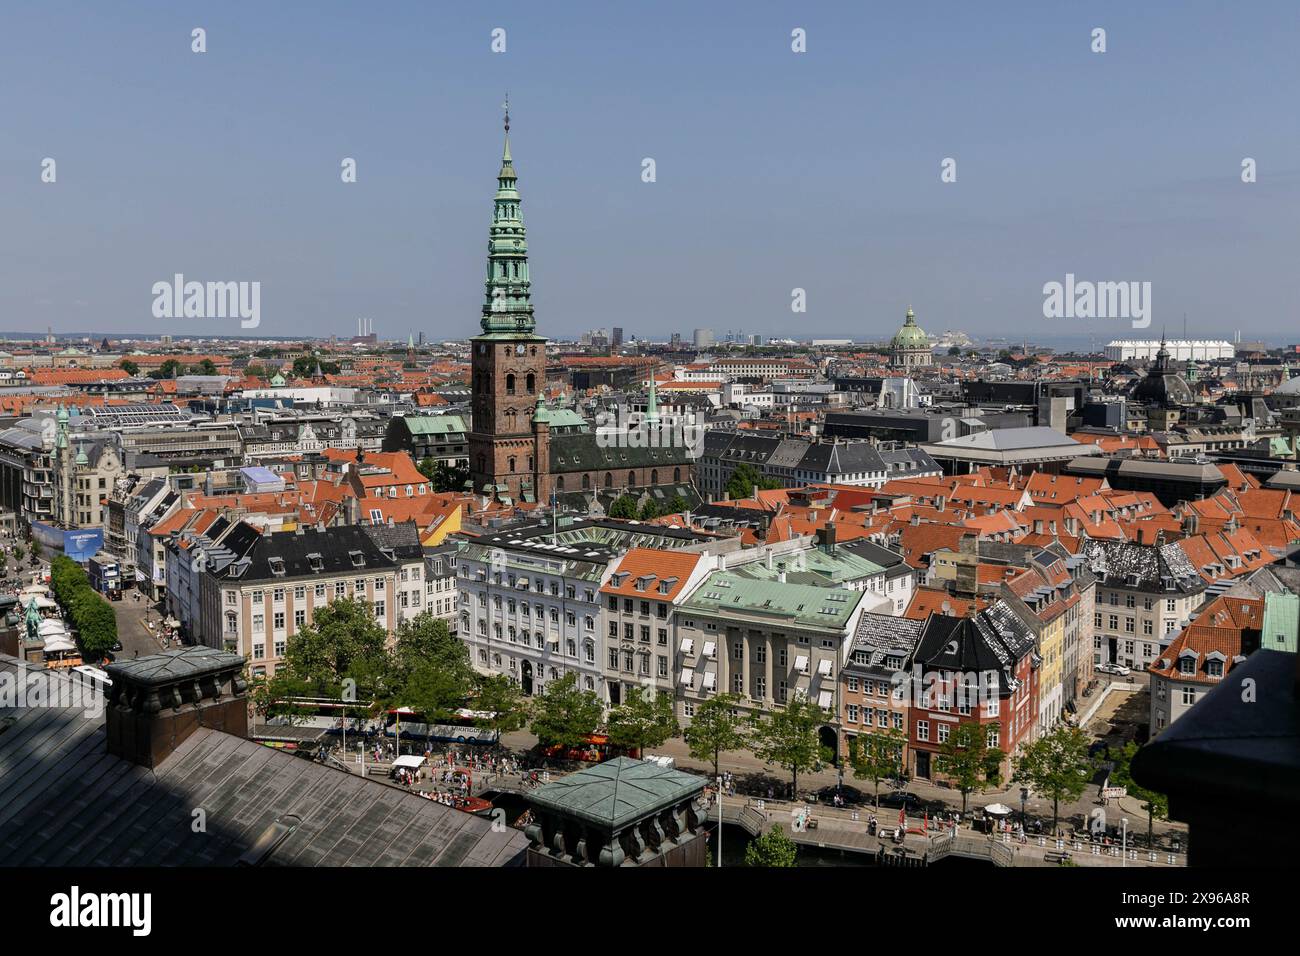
503, 93, 510, 133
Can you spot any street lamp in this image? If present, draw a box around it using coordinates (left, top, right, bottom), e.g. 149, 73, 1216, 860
716, 774, 723, 868
1020, 787, 1029, 829
1121, 817, 1129, 867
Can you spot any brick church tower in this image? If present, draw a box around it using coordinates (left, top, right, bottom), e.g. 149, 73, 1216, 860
468, 101, 548, 502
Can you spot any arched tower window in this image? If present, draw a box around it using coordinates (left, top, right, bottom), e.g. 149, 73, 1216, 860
508, 456, 516, 473
673, 467, 681, 482
506, 373, 516, 395
628, 471, 636, 487
526, 373, 535, 394
650, 469, 658, 485
582, 474, 591, 490
604, 473, 612, 488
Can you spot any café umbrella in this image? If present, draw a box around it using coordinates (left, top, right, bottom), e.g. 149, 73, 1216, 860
984, 803, 1015, 816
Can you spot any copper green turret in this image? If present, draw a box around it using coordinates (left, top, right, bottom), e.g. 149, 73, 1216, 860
481, 97, 534, 335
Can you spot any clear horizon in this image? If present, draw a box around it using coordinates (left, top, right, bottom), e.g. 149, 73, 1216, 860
2, 1, 1297, 342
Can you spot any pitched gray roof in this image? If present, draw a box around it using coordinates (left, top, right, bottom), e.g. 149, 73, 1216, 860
0, 656, 527, 867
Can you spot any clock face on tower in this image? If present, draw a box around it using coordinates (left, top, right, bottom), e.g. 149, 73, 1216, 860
515, 344, 526, 355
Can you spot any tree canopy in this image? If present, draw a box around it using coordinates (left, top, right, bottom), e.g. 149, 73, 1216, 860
935, 721, 1005, 813
848, 726, 908, 808
744, 824, 798, 867
528, 672, 604, 749
48, 555, 117, 658
749, 696, 830, 798
725, 462, 782, 501
606, 688, 679, 756
1011, 724, 1093, 830
1110, 741, 1169, 845
686, 693, 748, 779
607, 494, 639, 519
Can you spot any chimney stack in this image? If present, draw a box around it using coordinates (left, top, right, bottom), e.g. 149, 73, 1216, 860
104, 647, 248, 769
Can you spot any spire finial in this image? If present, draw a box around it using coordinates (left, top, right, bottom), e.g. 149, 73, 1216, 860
503, 93, 510, 134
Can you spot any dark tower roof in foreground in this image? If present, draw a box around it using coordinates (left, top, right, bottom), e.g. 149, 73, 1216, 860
0, 655, 527, 867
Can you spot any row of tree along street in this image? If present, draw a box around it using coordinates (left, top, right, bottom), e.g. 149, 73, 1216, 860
252, 598, 1167, 846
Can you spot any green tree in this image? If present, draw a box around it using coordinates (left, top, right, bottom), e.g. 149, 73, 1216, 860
247, 670, 319, 725
1012, 724, 1093, 831
119, 359, 140, 376
70, 589, 117, 656
935, 721, 1005, 814
279, 598, 391, 696
638, 500, 664, 521
685, 692, 748, 779
13, 543, 25, 562
528, 672, 603, 749
190, 359, 218, 375
749, 696, 830, 799
848, 726, 908, 808
472, 673, 530, 739
608, 494, 639, 519
148, 358, 184, 379
725, 462, 781, 501
430, 460, 470, 493
606, 688, 679, 757
947, 346, 961, 356
1110, 741, 1169, 847
389, 613, 474, 720
667, 493, 689, 514
744, 824, 798, 867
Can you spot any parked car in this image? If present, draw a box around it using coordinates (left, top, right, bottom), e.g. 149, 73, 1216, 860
877, 791, 924, 812
111, 640, 123, 652
814, 784, 865, 806
1097, 662, 1131, 676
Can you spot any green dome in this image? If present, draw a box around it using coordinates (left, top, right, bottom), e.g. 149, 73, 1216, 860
890, 308, 929, 350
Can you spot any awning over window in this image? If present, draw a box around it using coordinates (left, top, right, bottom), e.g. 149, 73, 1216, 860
818, 690, 834, 709
702, 641, 716, 659
795, 655, 809, 673
702, 671, 717, 691
680, 638, 694, 655
817, 659, 833, 677
680, 667, 695, 686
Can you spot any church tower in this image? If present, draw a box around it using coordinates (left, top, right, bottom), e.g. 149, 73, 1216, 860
468, 101, 548, 501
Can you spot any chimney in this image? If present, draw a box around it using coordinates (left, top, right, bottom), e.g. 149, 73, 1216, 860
825, 520, 838, 553
104, 647, 248, 769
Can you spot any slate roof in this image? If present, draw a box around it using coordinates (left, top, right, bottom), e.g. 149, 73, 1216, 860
0, 656, 527, 867
361, 519, 424, 560
208, 523, 396, 584
1083, 538, 1206, 594
911, 601, 1037, 694
847, 612, 925, 669
549, 432, 692, 473
527, 756, 704, 830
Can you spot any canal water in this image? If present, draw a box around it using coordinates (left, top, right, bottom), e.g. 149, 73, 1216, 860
708, 824, 991, 867
484, 795, 990, 868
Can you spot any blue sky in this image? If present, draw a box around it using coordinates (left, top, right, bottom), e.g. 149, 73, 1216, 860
1, 1, 1297, 343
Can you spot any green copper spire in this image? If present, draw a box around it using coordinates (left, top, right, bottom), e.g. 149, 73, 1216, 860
646, 372, 659, 423
481, 96, 534, 335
